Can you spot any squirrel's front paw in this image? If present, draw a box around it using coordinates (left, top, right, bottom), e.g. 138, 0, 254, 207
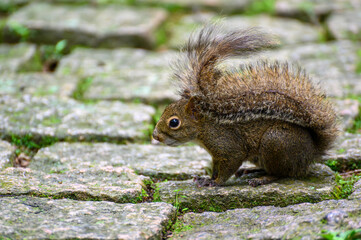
193, 176, 219, 187
247, 176, 278, 187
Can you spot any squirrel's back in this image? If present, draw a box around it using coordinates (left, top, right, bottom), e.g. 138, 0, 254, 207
173, 24, 338, 155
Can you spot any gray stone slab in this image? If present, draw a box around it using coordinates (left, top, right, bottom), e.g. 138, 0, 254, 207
56, 47, 177, 77
275, 0, 361, 21
0, 140, 15, 170
31, 142, 210, 180
0, 196, 175, 239
327, 10, 361, 41
136, 0, 250, 12
158, 164, 336, 212
0, 43, 37, 73
0, 95, 155, 141
270, 41, 361, 98
0, 73, 77, 98
82, 69, 178, 103
56, 48, 178, 103
172, 198, 361, 239
4, 3, 167, 49
169, 14, 321, 49
325, 133, 361, 172
227, 41, 361, 98
0, 166, 148, 203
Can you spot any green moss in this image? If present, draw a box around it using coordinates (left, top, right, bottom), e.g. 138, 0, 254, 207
0, 181, 14, 189
42, 116, 62, 126
356, 49, 361, 74
18, 49, 43, 72
244, 0, 275, 15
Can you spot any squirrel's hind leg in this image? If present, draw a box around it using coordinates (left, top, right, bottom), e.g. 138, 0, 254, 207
258, 122, 316, 178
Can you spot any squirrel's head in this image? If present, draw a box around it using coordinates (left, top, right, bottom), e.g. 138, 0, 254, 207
152, 98, 200, 146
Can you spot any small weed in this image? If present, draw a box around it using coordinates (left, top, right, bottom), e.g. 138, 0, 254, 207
174, 189, 188, 212
345, 95, 361, 134
7, 21, 30, 42
172, 219, 194, 234
152, 182, 161, 202
72, 77, 93, 100
320, 229, 361, 240
154, 24, 168, 47
244, 0, 275, 15
332, 173, 361, 199
347, 112, 361, 134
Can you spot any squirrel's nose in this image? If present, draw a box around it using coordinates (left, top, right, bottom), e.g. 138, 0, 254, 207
152, 129, 159, 141
152, 129, 161, 145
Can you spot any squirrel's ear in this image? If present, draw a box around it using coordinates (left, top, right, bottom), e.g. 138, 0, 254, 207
185, 97, 200, 121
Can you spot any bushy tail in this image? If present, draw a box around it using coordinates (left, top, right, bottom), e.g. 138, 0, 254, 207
173, 24, 278, 98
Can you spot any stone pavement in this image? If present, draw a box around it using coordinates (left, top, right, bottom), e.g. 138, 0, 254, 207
0, 0, 361, 239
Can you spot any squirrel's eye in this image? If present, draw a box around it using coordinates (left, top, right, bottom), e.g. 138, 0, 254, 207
168, 117, 181, 129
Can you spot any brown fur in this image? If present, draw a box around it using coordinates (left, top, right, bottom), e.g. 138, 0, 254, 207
153, 24, 339, 186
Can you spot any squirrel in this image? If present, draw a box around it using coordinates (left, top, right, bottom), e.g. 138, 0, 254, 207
152, 24, 338, 187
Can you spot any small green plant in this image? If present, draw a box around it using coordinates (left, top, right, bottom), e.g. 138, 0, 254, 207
135, 188, 149, 203
326, 159, 340, 172
321, 229, 361, 240
173, 189, 188, 212
332, 173, 361, 199
7, 21, 30, 42
244, 0, 276, 15
152, 182, 161, 202
40, 39, 68, 72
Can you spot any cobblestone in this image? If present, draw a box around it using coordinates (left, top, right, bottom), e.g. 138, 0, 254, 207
0, 95, 154, 142
0, 73, 77, 98
0, 196, 175, 239
31, 142, 210, 180
4, 3, 167, 48
0, 43, 37, 73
